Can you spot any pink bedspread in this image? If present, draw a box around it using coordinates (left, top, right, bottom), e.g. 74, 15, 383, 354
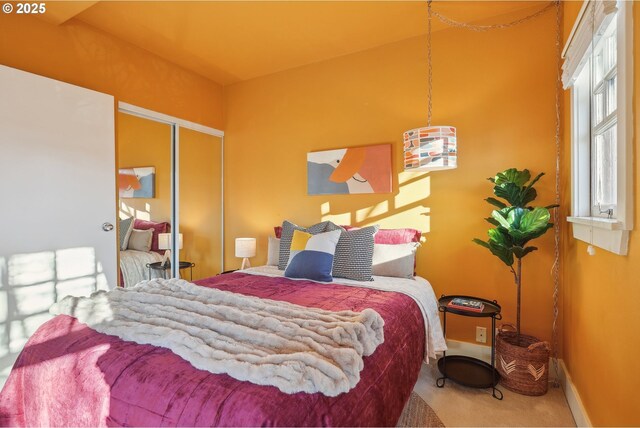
0, 272, 426, 427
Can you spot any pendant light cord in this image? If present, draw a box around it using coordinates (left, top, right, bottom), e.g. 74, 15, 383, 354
430, 1, 556, 32
550, 0, 562, 388
428, 0, 563, 386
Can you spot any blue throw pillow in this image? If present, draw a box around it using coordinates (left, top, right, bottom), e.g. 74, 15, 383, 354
284, 229, 341, 282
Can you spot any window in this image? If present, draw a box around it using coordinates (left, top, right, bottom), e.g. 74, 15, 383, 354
562, 0, 633, 255
591, 15, 617, 217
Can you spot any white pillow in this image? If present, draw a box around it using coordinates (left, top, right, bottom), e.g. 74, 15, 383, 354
127, 228, 153, 252
267, 236, 280, 266
372, 242, 420, 279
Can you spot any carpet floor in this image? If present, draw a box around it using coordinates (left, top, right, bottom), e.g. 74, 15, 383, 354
413, 362, 577, 427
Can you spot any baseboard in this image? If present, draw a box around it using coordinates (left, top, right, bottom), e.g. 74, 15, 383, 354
557, 359, 592, 427
445, 340, 591, 427
445, 339, 492, 363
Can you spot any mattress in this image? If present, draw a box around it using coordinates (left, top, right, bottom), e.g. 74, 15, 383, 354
0, 268, 444, 427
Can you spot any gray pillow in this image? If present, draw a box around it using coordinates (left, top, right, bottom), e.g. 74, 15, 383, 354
127, 228, 153, 252
372, 243, 420, 279
278, 220, 335, 270
119, 217, 135, 251
332, 224, 379, 282
267, 236, 280, 266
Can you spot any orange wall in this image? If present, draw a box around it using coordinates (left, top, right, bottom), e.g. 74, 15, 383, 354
0, 14, 223, 130
0, 13, 225, 282
117, 112, 173, 223
561, 3, 640, 426
179, 128, 223, 280
224, 6, 559, 344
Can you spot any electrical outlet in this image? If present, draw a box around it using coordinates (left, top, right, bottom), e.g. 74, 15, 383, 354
476, 326, 487, 343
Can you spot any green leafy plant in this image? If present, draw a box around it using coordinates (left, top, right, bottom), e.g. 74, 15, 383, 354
473, 168, 556, 339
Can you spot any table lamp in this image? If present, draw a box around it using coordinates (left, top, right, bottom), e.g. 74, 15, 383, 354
158, 233, 183, 267
235, 238, 256, 270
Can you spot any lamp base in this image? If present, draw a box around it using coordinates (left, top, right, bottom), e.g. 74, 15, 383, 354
240, 258, 251, 270
161, 250, 171, 267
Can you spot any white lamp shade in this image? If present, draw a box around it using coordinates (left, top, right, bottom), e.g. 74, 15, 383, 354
235, 238, 256, 258
158, 233, 183, 250
403, 126, 457, 171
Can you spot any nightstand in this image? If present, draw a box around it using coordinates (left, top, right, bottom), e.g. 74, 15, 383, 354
436, 294, 503, 400
146, 261, 195, 281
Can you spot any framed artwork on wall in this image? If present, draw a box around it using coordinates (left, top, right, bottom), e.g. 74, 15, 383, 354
307, 144, 392, 195
118, 166, 155, 198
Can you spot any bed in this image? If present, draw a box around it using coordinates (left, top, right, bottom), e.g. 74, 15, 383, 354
0, 265, 445, 426
119, 219, 170, 287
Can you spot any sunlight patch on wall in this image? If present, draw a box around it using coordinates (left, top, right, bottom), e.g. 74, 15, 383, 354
356, 201, 389, 223
395, 173, 430, 209
398, 171, 428, 185
96, 262, 108, 291
8, 252, 55, 287
321, 202, 330, 216
320, 202, 352, 225
13, 282, 54, 317
119, 201, 151, 221
1, 248, 106, 374
56, 247, 95, 281
58, 277, 97, 299
317, 171, 431, 233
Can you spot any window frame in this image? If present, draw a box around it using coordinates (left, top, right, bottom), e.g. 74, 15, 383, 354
563, 0, 634, 255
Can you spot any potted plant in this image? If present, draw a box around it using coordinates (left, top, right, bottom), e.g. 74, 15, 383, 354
473, 168, 556, 396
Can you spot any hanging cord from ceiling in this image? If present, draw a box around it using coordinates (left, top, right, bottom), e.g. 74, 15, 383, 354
428, 0, 563, 388
550, 0, 562, 389
430, 1, 556, 32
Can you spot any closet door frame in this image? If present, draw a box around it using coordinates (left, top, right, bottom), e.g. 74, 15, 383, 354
118, 102, 224, 278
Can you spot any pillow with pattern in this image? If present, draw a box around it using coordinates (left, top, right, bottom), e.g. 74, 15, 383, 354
284, 229, 341, 282
332, 224, 379, 282
278, 220, 340, 270
119, 217, 135, 251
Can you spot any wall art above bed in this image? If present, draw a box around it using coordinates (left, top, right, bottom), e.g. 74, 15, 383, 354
307, 144, 392, 195
118, 166, 155, 198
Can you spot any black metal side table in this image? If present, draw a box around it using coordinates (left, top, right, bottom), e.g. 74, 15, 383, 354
146, 261, 195, 281
436, 294, 503, 400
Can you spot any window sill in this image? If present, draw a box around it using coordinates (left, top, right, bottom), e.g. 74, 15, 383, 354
567, 217, 630, 255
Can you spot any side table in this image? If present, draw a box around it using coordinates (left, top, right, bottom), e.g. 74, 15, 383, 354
146, 261, 195, 281
436, 294, 503, 400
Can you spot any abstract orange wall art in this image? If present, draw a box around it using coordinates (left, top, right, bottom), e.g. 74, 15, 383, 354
307, 144, 392, 195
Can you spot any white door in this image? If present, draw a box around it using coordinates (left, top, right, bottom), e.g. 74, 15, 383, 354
0, 65, 116, 384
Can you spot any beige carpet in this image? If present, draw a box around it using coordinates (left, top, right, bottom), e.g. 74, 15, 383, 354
398, 392, 445, 427
413, 362, 576, 427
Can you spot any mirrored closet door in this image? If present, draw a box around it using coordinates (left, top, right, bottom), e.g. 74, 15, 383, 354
117, 104, 223, 285
179, 129, 224, 279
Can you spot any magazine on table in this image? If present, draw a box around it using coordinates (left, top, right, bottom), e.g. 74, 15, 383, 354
447, 297, 484, 312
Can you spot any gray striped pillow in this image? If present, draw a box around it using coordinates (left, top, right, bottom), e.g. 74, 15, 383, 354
278, 220, 335, 270
119, 217, 135, 251
332, 224, 379, 281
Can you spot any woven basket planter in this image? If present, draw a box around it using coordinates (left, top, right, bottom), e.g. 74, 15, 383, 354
496, 325, 550, 396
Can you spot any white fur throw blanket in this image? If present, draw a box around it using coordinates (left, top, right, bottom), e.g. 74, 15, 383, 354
50, 278, 385, 396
